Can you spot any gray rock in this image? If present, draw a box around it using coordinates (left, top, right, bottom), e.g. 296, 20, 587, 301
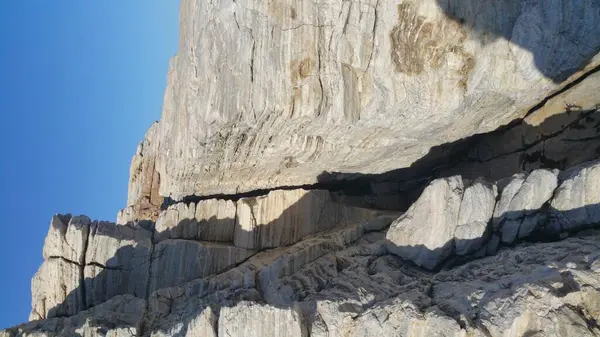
493, 169, 558, 243
29, 214, 91, 320
455, 179, 497, 255
42, 214, 90, 265
233, 189, 377, 250
118, 0, 600, 210
386, 176, 464, 270
218, 302, 306, 337
3, 295, 145, 337
29, 258, 83, 320
84, 221, 153, 307
149, 240, 256, 292
549, 159, 600, 233
155, 199, 237, 242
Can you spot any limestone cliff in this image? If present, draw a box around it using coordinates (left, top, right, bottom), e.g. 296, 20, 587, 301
125, 0, 600, 205
3, 0, 600, 336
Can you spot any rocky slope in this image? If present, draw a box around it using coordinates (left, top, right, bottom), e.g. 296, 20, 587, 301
3, 0, 600, 336
3, 159, 600, 336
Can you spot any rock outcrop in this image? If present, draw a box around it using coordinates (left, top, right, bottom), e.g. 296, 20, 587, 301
6, 158, 600, 336
122, 0, 600, 210
5, 0, 600, 336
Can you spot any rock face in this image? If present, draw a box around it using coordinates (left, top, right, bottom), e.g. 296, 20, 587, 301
122, 0, 600, 211
5, 0, 600, 336
386, 176, 465, 270
7, 159, 600, 337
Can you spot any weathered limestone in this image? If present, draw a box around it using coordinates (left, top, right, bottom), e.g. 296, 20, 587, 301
153, 189, 378, 252
119, 0, 600, 210
155, 199, 237, 242
454, 179, 497, 255
42, 214, 89, 264
6, 1, 600, 335
8, 159, 600, 337
493, 169, 558, 243
29, 258, 83, 321
30, 216, 153, 321
234, 189, 377, 249
118, 122, 162, 224
549, 158, 600, 233
149, 240, 255, 292
218, 302, 306, 337
3, 295, 146, 337
30, 215, 91, 320
386, 176, 464, 269
84, 221, 153, 308
432, 232, 600, 337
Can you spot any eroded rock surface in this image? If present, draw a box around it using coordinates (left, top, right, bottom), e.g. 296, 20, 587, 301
6, 0, 600, 336
7, 158, 600, 336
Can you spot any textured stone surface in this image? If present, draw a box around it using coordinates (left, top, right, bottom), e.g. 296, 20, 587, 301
84, 221, 154, 308
549, 158, 600, 233
30, 215, 91, 320
121, 0, 600, 212
494, 169, 558, 243
386, 176, 464, 269
9, 160, 600, 336
29, 258, 83, 321
432, 70, 600, 185
218, 302, 305, 337
42, 215, 90, 264
143, 226, 600, 337
3, 295, 146, 337
149, 240, 256, 292
7, 0, 600, 335
234, 189, 377, 249
155, 199, 237, 242
454, 178, 497, 255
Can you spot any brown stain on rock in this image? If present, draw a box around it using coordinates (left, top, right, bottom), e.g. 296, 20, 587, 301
290, 58, 314, 83
299, 58, 314, 79
389, 2, 476, 90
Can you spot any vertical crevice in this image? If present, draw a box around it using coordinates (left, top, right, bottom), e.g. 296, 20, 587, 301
80, 222, 92, 311
250, 37, 256, 83
138, 224, 156, 337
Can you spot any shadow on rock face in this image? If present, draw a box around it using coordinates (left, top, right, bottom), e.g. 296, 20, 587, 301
15, 161, 600, 336
434, 0, 600, 83
11, 60, 600, 337
318, 103, 600, 211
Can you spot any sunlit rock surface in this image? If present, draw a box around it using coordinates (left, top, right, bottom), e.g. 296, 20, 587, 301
123, 0, 600, 211
5, 0, 600, 336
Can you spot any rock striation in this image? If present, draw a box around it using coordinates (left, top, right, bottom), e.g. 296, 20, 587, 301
121, 0, 600, 211
5, 158, 600, 336
4, 0, 600, 336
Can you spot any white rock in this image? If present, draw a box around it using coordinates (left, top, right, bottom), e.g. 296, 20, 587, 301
218, 302, 306, 337
155, 199, 237, 242
386, 176, 464, 270
42, 214, 90, 265
149, 240, 256, 292
233, 189, 376, 249
494, 169, 558, 243
29, 258, 83, 320
4, 295, 145, 337
84, 221, 153, 308
455, 179, 497, 255
122, 0, 600, 204
549, 159, 600, 232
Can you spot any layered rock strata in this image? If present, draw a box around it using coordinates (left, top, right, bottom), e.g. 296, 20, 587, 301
117, 0, 600, 221
5, 158, 600, 336
5, 0, 600, 336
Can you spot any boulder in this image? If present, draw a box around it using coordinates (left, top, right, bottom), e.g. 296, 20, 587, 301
386, 176, 464, 269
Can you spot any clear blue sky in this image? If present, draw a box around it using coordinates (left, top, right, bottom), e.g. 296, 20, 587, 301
0, 1, 180, 328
